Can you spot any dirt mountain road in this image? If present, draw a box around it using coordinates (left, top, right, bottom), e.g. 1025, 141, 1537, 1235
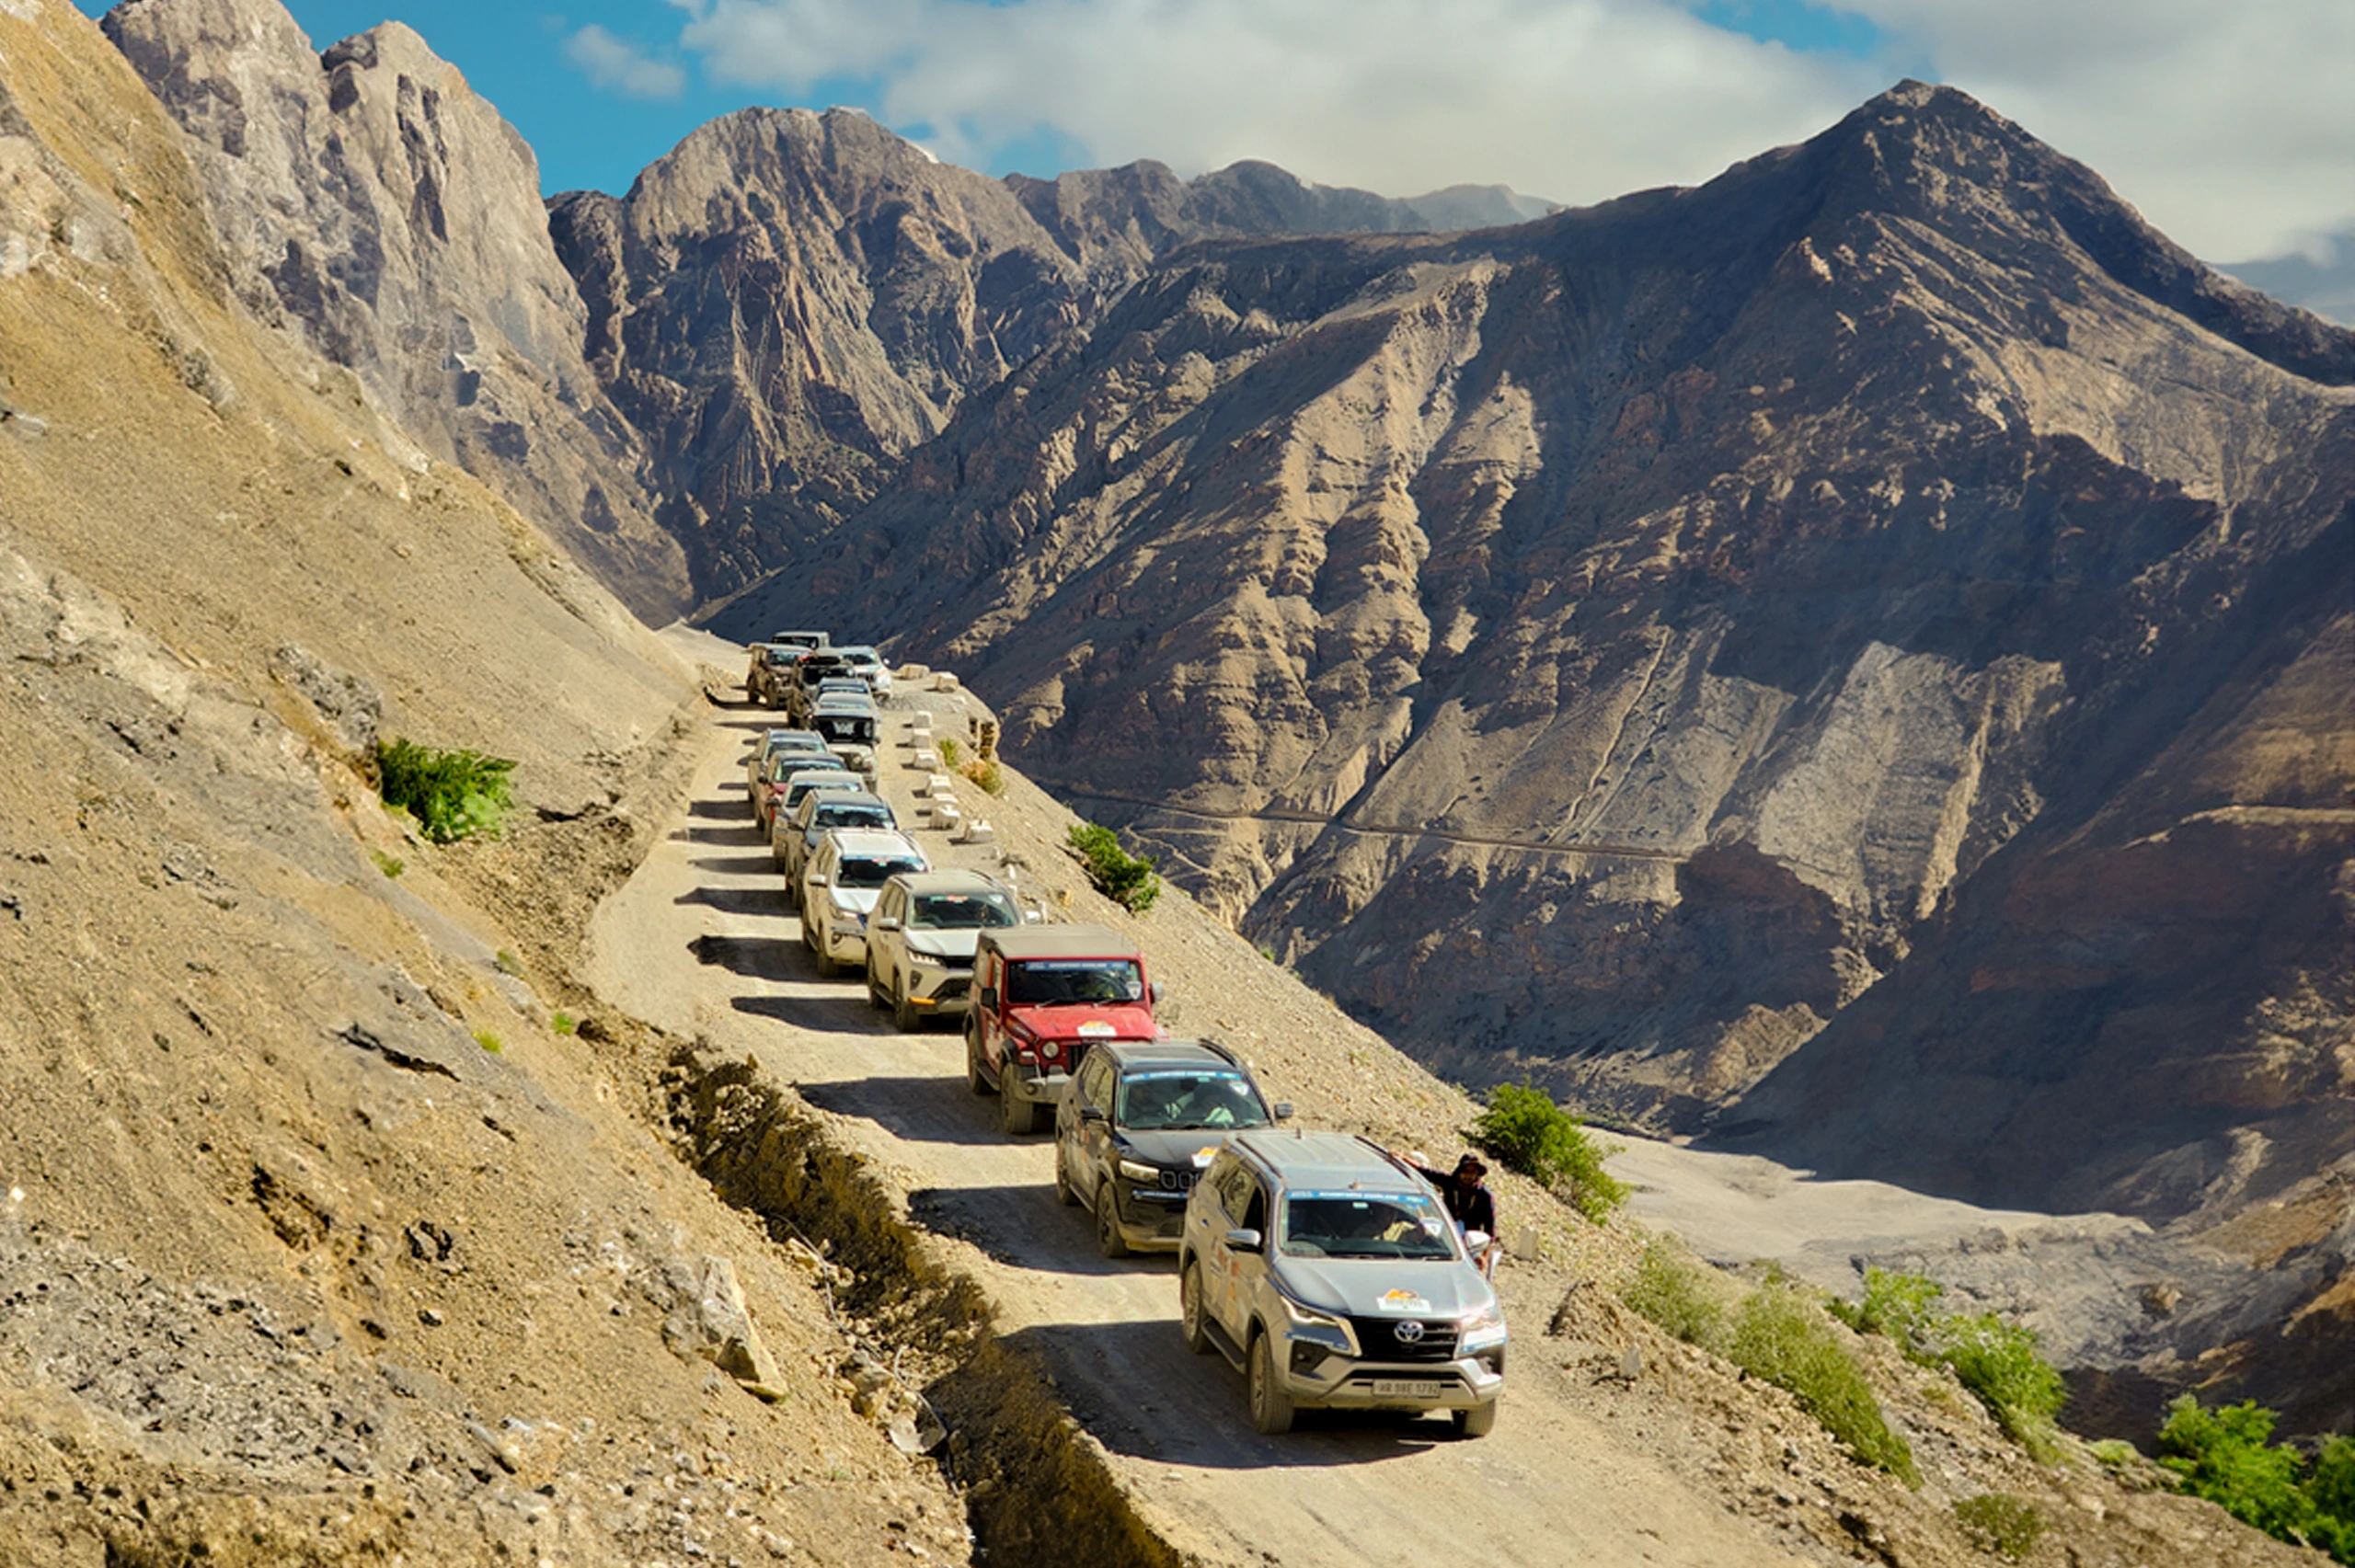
585, 692, 1806, 1568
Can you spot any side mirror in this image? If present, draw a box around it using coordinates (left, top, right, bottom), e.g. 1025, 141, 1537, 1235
1080, 1105, 1106, 1124
1465, 1230, 1492, 1253
980, 987, 999, 1010
1224, 1228, 1263, 1255
875, 917, 902, 933
1272, 1103, 1293, 1122
1149, 982, 1166, 1005
807, 874, 830, 887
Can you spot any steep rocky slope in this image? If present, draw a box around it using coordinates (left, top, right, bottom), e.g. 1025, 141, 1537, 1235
546, 109, 1552, 601
719, 83, 2354, 1278
100, 0, 692, 621
0, 6, 971, 1560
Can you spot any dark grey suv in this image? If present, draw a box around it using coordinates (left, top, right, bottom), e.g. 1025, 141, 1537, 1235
1053, 1039, 1288, 1257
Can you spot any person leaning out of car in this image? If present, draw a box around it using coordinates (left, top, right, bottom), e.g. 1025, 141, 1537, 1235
1402, 1150, 1500, 1278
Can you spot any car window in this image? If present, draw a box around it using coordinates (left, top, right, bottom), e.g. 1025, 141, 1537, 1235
1239, 1179, 1267, 1235
815, 803, 893, 831
836, 856, 924, 889
1116, 1070, 1269, 1132
1279, 1191, 1453, 1260
908, 892, 1017, 930
1005, 958, 1143, 1005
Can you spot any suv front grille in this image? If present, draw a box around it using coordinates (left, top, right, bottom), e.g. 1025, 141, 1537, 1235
1347, 1317, 1459, 1364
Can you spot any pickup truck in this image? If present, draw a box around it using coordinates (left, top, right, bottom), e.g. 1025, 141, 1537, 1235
965, 923, 1162, 1135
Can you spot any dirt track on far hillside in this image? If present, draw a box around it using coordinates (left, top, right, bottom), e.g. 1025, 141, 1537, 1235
586, 690, 1806, 1568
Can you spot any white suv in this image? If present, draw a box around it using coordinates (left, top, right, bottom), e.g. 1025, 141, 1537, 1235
799, 829, 927, 978
863, 870, 1020, 1030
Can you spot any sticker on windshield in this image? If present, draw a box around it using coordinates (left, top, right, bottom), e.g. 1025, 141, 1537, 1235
1077, 1021, 1117, 1037
1376, 1289, 1432, 1314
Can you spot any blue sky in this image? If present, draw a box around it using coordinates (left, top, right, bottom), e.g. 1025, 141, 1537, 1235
70, 0, 2354, 264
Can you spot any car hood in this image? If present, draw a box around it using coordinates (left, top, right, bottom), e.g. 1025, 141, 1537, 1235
904, 929, 982, 962
1117, 1128, 1244, 1170
828, 888, 883, 915
1272, 1256, 1496, 1322
1006, 1001, 1157, 1043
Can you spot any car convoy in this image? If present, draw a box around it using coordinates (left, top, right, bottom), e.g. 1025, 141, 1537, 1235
737, 635, 1509, 1440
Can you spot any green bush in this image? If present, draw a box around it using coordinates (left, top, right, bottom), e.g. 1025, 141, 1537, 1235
474, 1030, 504, 1055
550, 1012, 578, 1036
2158, 1397, 2349, 1558
1621, 1238, 1729, 1348
1834, 1268, 2064, 1459
1954, 1494, 2045, 1561
375, 737, 515, 843
960, 757, 1006, 796
369, 849, 405, 878
1473, 1082, 1627, 1220
1068, 822, 1160, 913
936, 737, 962, 768
1731, 1282, 1919, 1485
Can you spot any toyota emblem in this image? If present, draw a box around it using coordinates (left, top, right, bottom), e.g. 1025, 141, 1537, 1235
1393, 1320, 1427, 1344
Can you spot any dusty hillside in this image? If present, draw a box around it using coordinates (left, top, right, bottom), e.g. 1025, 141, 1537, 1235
0, 6, 971, 1562
100, 0, 691, 621
718, 84, 2352, 1249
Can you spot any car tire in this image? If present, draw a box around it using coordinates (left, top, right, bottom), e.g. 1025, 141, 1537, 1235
812, 930, 838, 979
1095, 1184, 1130, 1259
892, 977, 922, 1033
865, 962, 888, 1010
1453, 1401, 1499, 1439
965, 1031, 992, 1096
1053, 1147, 1079, 1207
1180, 1262, 1214, 1356
1247, 1329, 1295, 1435
1001, 1082, 1038, 1136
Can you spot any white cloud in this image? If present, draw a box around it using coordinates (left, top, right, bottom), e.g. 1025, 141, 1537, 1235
668, 0, 2352, 259
565, 23, 690, 101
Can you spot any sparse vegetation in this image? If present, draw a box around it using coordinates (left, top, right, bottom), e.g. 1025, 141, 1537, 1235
474, 1030, 504, 1055
1954, 1494, 2045, 1561
936, 737, 962, 768
960, 757, 1005, 795
494, 948, 523, 978
1729, 1279, 1920, 1486
1068, 822, 1160, 913
369, 848, 405, 878
373, 737, 516, 843
550, 1012, 578, 1036
2158, 1398, 2355, 1562
1472, 1082, 1627, 1220
1832, 1268, 2064, 1459
1622, 1238, 1729, 1346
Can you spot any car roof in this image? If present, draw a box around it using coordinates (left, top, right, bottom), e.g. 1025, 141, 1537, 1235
812, 695, 877, 711
1227, 1131, 1420, 1193
977, 922, 1142, 960
804, 791, 890, 816
761, 728, 827, 747
885, 868, 1012, 896
822, 828, 924, 859
833, 645, 879, 658
1094, 1037, 1242, 1072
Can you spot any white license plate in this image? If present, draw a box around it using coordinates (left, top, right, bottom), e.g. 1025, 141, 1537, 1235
1370, 1380, 1443, 1399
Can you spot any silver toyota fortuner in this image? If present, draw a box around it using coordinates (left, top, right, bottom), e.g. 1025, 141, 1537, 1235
1178, 1131, 1506, 1437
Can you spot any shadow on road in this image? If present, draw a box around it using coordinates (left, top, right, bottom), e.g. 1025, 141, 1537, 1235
803, 1078, 1011, 1148
687, 795, 751, 819
733, 990, 880, 1034
678, 885, 784, 917
693, 853, 779, 877
994, 1319, 1452, 1468
686, 933, 790, 977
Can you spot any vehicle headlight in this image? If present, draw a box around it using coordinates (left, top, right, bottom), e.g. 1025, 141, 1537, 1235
1116, 1159, 1159, 1184
1458, 1302, 1509, 1354
907, 950, 946, 967
1280, 1294, 1357, 1355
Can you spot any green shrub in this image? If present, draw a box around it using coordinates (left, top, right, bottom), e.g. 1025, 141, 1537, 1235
1621, 1238, 1729, 1349
1473, 1082, 1627, 1220
374, 737, 515, 843
369, 849, 405, 878
550, 1012, 578, 1036
1836, 1268, 2064, 1460
960, 757, 1006, 796
936, 737, 962, 768
2158, 1398, 2332, 1553
494, 948, 523, 978
1730, 1282, 1919, 1485
1068, 822, 1160, 913
474, 1030, 504, 1055
1954, 1494, 2045, 1561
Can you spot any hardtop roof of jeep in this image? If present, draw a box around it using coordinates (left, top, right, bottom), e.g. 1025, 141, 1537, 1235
1225, 1131, 1422, 1195
976, 922, 1143, 962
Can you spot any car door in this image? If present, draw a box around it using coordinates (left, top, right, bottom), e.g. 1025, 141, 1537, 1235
1072, 1056, 1114, 1203
1205, 1162, 1265, 1333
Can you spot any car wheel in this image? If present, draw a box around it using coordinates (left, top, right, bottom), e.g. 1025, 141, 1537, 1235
892, 977, 922, 1033
1095, 1184, 1130, 1259
812, 930, 838, 978
1053, 1147, 1079, 1207
1001, 1082, 1038, 1136
1247, 1329, 1294, 1435
965, 1031, 991, 1096
1180, 1263, 1214, 1356
865, 962, 888, 1010
1453, 1401, 1499, 1439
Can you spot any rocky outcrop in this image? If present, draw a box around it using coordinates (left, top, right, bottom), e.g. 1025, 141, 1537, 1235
547, 111, 1557, 601
720, 84, 2355, 1237
102, 0, 691, 620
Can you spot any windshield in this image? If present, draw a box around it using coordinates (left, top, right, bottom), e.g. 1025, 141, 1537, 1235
909, 892, 1017, 931
813, 712, 877, 744
811, 803, 893, 833
786, 777, 856, 807
1280, 1192, 1456, 1261
837, 856, 924, 889
1116, 1070, 1269, 1132
1005, 958, 1143, 1006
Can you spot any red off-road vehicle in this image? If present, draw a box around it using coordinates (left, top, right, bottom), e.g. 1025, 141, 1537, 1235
966, 924, 1162, 1135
